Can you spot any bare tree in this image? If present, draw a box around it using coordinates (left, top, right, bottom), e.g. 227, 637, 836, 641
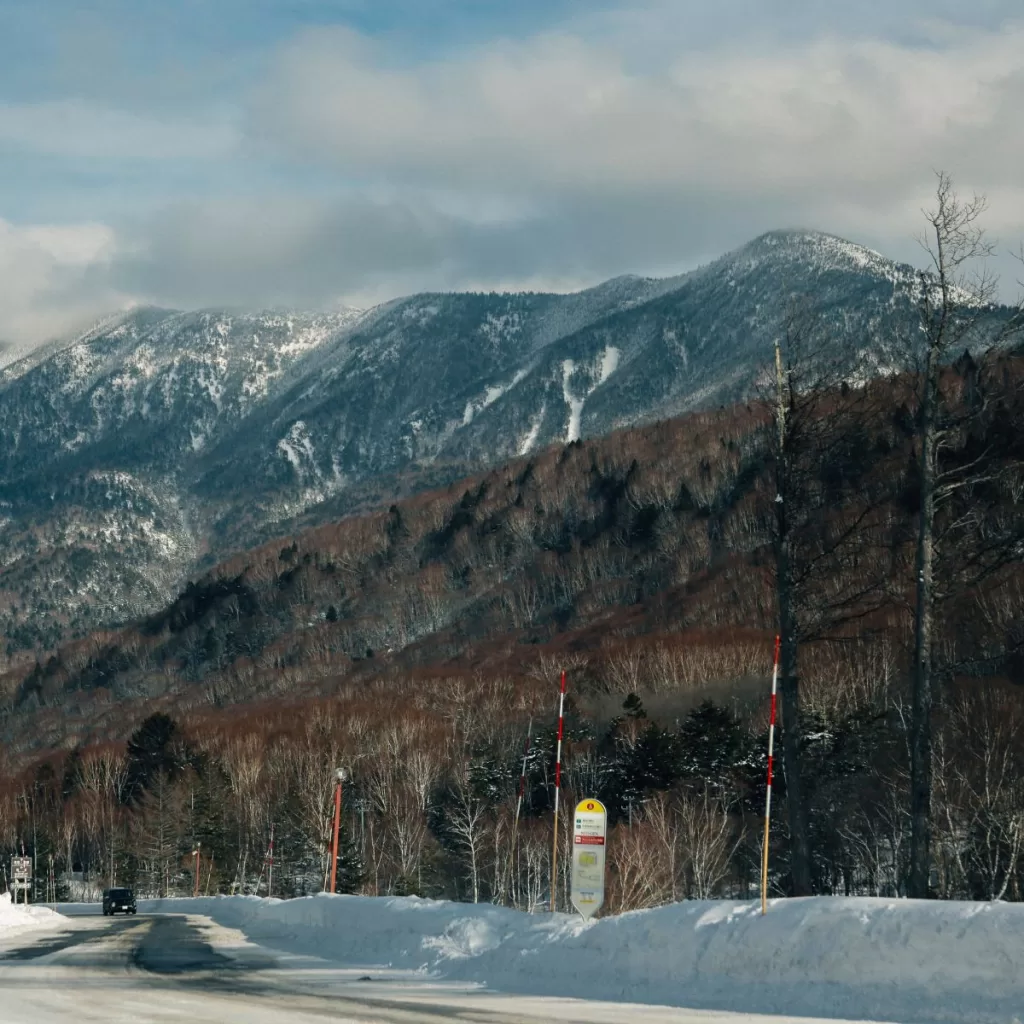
676, 787, 740, 899
447, 759, 492, 904
908, 172, 1024, 897
768, 311, 895, 894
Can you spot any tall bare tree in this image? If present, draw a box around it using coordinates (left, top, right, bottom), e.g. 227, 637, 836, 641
769, 312, 896, 894
906, 173, 1024, 897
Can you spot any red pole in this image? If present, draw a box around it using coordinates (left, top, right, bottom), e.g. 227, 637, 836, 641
329, 775, 343, 894
761, 634, 781, 915
551, 670, 567, 912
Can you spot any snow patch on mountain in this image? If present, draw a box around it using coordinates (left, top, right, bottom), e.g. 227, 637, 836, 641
561, 346, 621, 442
598, 345, 621, 384
57, 343, 97, 394
277, 421, 318, 478
462, 369, 529, 426
519, 405, 546, 455
479, 310, 523, 345
561, 360, 586, 442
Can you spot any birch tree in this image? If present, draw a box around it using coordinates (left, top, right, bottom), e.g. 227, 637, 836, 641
908, 173, 1024, 897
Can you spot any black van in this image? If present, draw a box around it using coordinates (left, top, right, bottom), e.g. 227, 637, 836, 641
102, 888, 137, 915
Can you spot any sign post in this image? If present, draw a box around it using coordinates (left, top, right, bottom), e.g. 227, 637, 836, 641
11, 856, 31, 905
570, 798, 607, 919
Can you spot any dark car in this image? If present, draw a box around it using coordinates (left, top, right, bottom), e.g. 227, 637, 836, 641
102, 887, 136, 916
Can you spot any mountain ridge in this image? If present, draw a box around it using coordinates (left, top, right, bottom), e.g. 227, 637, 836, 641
0, 228, 1014, 659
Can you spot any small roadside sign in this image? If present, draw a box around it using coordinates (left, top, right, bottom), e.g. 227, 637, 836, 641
10, 856, 31, 880
570, 798, 607, 919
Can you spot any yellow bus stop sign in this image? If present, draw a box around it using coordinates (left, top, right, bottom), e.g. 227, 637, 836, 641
570, 798, 607, 918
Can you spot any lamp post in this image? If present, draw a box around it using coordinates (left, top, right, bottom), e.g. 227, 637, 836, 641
329, 767, 349, 895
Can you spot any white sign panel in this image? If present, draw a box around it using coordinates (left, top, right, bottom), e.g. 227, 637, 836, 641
570, 798, 607, 919
10, 856, 30, 880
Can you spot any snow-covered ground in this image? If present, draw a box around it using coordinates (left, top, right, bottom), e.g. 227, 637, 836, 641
0, 892, 62, 936
9, 894, 1024, 1023
128, 894, 1022, 1024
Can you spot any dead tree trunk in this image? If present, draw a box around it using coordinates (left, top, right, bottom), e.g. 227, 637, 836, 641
773, 339, 814, 896
909, 321, 939, 899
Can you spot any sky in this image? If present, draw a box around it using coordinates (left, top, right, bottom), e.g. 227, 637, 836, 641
2, 0, 1023, 348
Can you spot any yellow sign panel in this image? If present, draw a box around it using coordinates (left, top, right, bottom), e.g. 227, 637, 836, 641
571, 796, 607, 919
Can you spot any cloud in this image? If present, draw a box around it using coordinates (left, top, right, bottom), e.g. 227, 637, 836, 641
251, 21, 1024, 201
223, 15, 1024, 300
0, 218, 127, 350
5, 4, 1024, 348
0, 99, 238, 161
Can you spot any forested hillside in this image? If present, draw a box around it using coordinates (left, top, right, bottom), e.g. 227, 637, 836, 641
4, 229, 1014, 660
2, 343, 1023, 908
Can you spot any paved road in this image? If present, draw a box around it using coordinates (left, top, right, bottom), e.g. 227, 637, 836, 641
0, 911, 853, 1024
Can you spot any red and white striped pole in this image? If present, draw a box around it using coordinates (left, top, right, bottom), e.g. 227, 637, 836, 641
761, 634, 781, 916
551, 670, 567, 912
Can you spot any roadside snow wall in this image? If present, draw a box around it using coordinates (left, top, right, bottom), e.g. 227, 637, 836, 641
145, 895, 1024, 1023
0, 892, 62, 938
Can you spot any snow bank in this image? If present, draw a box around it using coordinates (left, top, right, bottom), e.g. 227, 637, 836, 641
138, 894, 1024, 1024
0, 892, 62, 939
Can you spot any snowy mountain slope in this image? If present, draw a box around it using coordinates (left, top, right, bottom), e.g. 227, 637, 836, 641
0, 308, 366, 650
223, 230, 931, 487
0, 307, 366, 483
0, 229, 1012, 656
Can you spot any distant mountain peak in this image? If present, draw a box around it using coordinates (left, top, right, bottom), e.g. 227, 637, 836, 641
736, 229, 909, 276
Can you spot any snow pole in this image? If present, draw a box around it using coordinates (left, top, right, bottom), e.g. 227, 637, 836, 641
761, 634, 781, 916
551, 670, 567, 912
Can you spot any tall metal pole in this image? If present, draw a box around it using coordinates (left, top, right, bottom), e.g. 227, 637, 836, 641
329, 767, 347, 894
761, 635, 781, 915
551, 671, 567, 912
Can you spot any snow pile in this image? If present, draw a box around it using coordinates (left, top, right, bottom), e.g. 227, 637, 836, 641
143, 894, 1024, 1023
0, 892, 62, 938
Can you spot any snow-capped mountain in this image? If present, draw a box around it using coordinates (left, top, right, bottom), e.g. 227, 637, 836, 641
0, 230, 1005, 656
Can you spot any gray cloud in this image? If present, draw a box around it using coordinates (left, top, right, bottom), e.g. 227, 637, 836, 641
115, 16, 1024, 309
0, 218, 127, 353
249, 22, 1024, 197
5, 5, 1024, 348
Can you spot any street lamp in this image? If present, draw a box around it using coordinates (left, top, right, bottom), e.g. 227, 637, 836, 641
329, 767, 350, 895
